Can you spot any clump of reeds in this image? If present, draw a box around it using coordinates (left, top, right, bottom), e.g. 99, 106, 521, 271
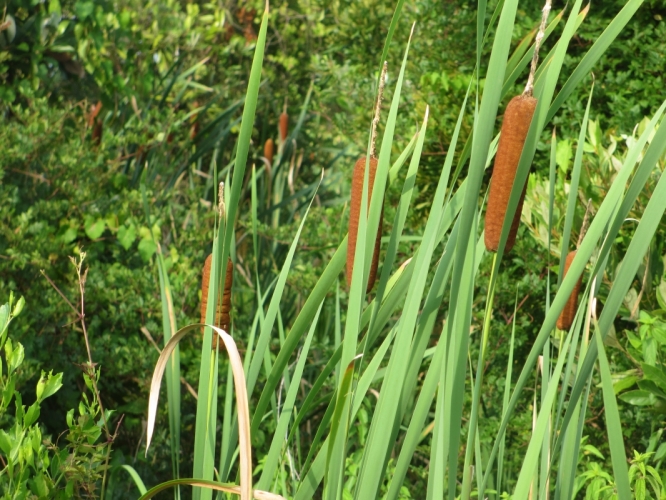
347, 62, 387, 293
201, 254, 234, 348
485, 0, 551, 253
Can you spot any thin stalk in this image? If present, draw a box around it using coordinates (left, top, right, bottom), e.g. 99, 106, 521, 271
524, 0, 552, 97
461, 253, 498, 498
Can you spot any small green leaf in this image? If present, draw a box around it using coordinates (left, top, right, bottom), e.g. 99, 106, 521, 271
7, 341, 24, 374
106, 214, 119, 231
75, 1, 94, 19
619, 390, 656, 406
0, 430, 12, 455
117, 224, 137, 250
641, 364, 666, 392
24, 402, 40, 427
12, 297, 24, 317
84, 215, 106, 240
36, 371, 63, 402
613, 375, 639, 394
138, 238, 157, 262
657, 280, 666, 310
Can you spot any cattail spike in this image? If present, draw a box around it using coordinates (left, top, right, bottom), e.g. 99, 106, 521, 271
264, 138, 275, 167
279, 107, 288, 143
201, 254, 234, 348
347, 157, 382, 293
557, 250, 583, 330
485, 94, 537, 252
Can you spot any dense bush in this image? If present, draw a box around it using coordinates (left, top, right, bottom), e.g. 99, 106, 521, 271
1, 0, 666, 498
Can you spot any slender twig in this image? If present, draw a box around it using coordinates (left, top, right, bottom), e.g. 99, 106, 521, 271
70, 254, 114, 500
370, 61, 388, 158
40, 270, 80, 316
524, 0, 552, 97
46, 253, 117, 500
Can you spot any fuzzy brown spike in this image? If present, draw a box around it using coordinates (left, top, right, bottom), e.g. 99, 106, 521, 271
484, 94, 537, 253
201, 254, 234, 348
279, 111, 288, 143
347, 157, 382, 293
264, 138, 275, 167
557, 250, 583, 331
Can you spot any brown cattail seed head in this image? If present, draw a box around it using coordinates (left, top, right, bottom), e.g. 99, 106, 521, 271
264, 138, 274, 166
279, 111, 288, 143
201, 254, 234, 348
347, 157, 382, 293
557, 250, 583, 331
484, 94, 538, 253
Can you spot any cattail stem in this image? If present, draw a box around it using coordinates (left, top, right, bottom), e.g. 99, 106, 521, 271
523, 0, 552, 97
370, 62, 388, 159
577, 198, 593, 248
461, 254, 499, 496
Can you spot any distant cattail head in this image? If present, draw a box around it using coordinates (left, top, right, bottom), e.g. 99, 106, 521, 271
484, 94, 537, 253
347, 156, 382, 293
87, 101, 102, 127
279, 111, 288, 143
264, 138, 274, 166
557, 250, 583, 331
201, 254, 234, 348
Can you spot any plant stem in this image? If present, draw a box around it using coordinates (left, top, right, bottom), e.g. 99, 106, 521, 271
461, 253, 498, 499
370, 61, 388, 158
524, 0, 552, 97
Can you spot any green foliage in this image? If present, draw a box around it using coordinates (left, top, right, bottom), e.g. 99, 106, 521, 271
2, 0, 666, 497
0, 294, 114, 499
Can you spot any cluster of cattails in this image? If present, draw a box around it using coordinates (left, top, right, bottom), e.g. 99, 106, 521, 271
200, 254, 234, 348
346, 62, 388, 293
484, 0, 551, 254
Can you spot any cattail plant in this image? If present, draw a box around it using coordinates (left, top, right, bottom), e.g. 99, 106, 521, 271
556, 250, 582, 330
347, 62, 388, 293
200, 254, 234, 348
485, 0, 551, 253
279, 104, 288, 143
557, 201, 591, 330
264, 137, 275, 167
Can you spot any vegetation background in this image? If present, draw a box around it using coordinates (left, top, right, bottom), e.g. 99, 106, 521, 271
1, 0, 666, 497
